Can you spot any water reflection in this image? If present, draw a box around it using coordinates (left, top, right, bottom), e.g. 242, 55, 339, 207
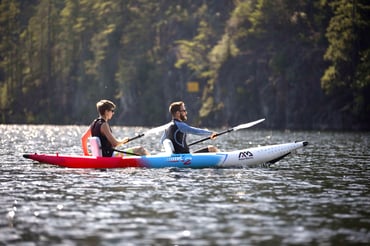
0, 125, 369, 245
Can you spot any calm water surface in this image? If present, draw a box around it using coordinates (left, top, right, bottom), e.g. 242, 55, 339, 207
0, 125, 369, 245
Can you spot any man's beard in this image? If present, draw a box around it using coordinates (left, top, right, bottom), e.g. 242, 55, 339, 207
180, 114, 187, 121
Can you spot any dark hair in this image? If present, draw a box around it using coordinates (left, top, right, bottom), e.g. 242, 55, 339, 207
169, 101, 184, 116
96, 100, 116, 116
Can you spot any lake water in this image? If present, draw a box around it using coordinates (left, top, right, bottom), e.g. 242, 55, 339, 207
1, 125, 369, 245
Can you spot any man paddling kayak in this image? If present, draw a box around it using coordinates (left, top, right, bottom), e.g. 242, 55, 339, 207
81, 99, 150, 156
161, 101, 219, 153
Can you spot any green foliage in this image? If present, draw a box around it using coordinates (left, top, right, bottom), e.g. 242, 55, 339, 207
175, 21, 213, 75
0, 0, 369, 129
322, 0, 370, 122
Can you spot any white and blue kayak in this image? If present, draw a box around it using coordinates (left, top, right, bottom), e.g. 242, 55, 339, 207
23, 141, 308, 169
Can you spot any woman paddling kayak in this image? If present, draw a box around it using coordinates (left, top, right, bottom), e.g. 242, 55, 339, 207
81, 99, 150, 156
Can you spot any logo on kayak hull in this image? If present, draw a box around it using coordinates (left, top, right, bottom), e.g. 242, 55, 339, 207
167, 155, 192, 165
238, 151, 253, 160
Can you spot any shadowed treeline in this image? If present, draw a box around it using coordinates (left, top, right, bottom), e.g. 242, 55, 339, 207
1, 0, 369, 130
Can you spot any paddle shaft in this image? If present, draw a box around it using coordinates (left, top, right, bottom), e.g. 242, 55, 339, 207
188, 118, 265, 147
88, 124, 164, 157
112, 133, 145, 156
127, 133, 144, 142
111, 148, 140, 156
188, 128, 233, 146
113, 123, 166, 155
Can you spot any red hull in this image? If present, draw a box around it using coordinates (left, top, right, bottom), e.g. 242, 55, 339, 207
23, 153, 146, 168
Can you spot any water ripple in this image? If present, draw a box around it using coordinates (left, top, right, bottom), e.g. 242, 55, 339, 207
0, 125, 369, 245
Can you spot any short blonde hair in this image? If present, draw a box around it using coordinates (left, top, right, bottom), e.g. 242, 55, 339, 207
96, 100, 116, 116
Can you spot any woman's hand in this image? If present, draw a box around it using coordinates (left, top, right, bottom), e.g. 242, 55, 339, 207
120, 137, 129, 145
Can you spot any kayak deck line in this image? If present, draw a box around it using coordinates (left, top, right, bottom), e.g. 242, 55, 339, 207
23, 141, 309, 169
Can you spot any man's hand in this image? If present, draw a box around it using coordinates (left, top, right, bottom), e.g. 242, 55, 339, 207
210, 132, 218, 140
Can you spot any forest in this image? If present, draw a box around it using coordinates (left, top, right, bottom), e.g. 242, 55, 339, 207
1, 0, 369, 130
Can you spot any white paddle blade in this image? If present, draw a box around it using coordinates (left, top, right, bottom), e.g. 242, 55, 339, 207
144, 122, 172, 136
233, 118, 265, 131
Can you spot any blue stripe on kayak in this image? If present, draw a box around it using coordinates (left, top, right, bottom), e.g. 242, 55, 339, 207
140, 153, 228, 168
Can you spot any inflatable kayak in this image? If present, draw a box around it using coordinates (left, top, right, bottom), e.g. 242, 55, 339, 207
23, 141, 308, 169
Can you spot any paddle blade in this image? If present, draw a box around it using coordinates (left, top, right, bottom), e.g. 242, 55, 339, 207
233, 118, 265, 131
127, 122, 171, 143
144, 122, 172, 136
